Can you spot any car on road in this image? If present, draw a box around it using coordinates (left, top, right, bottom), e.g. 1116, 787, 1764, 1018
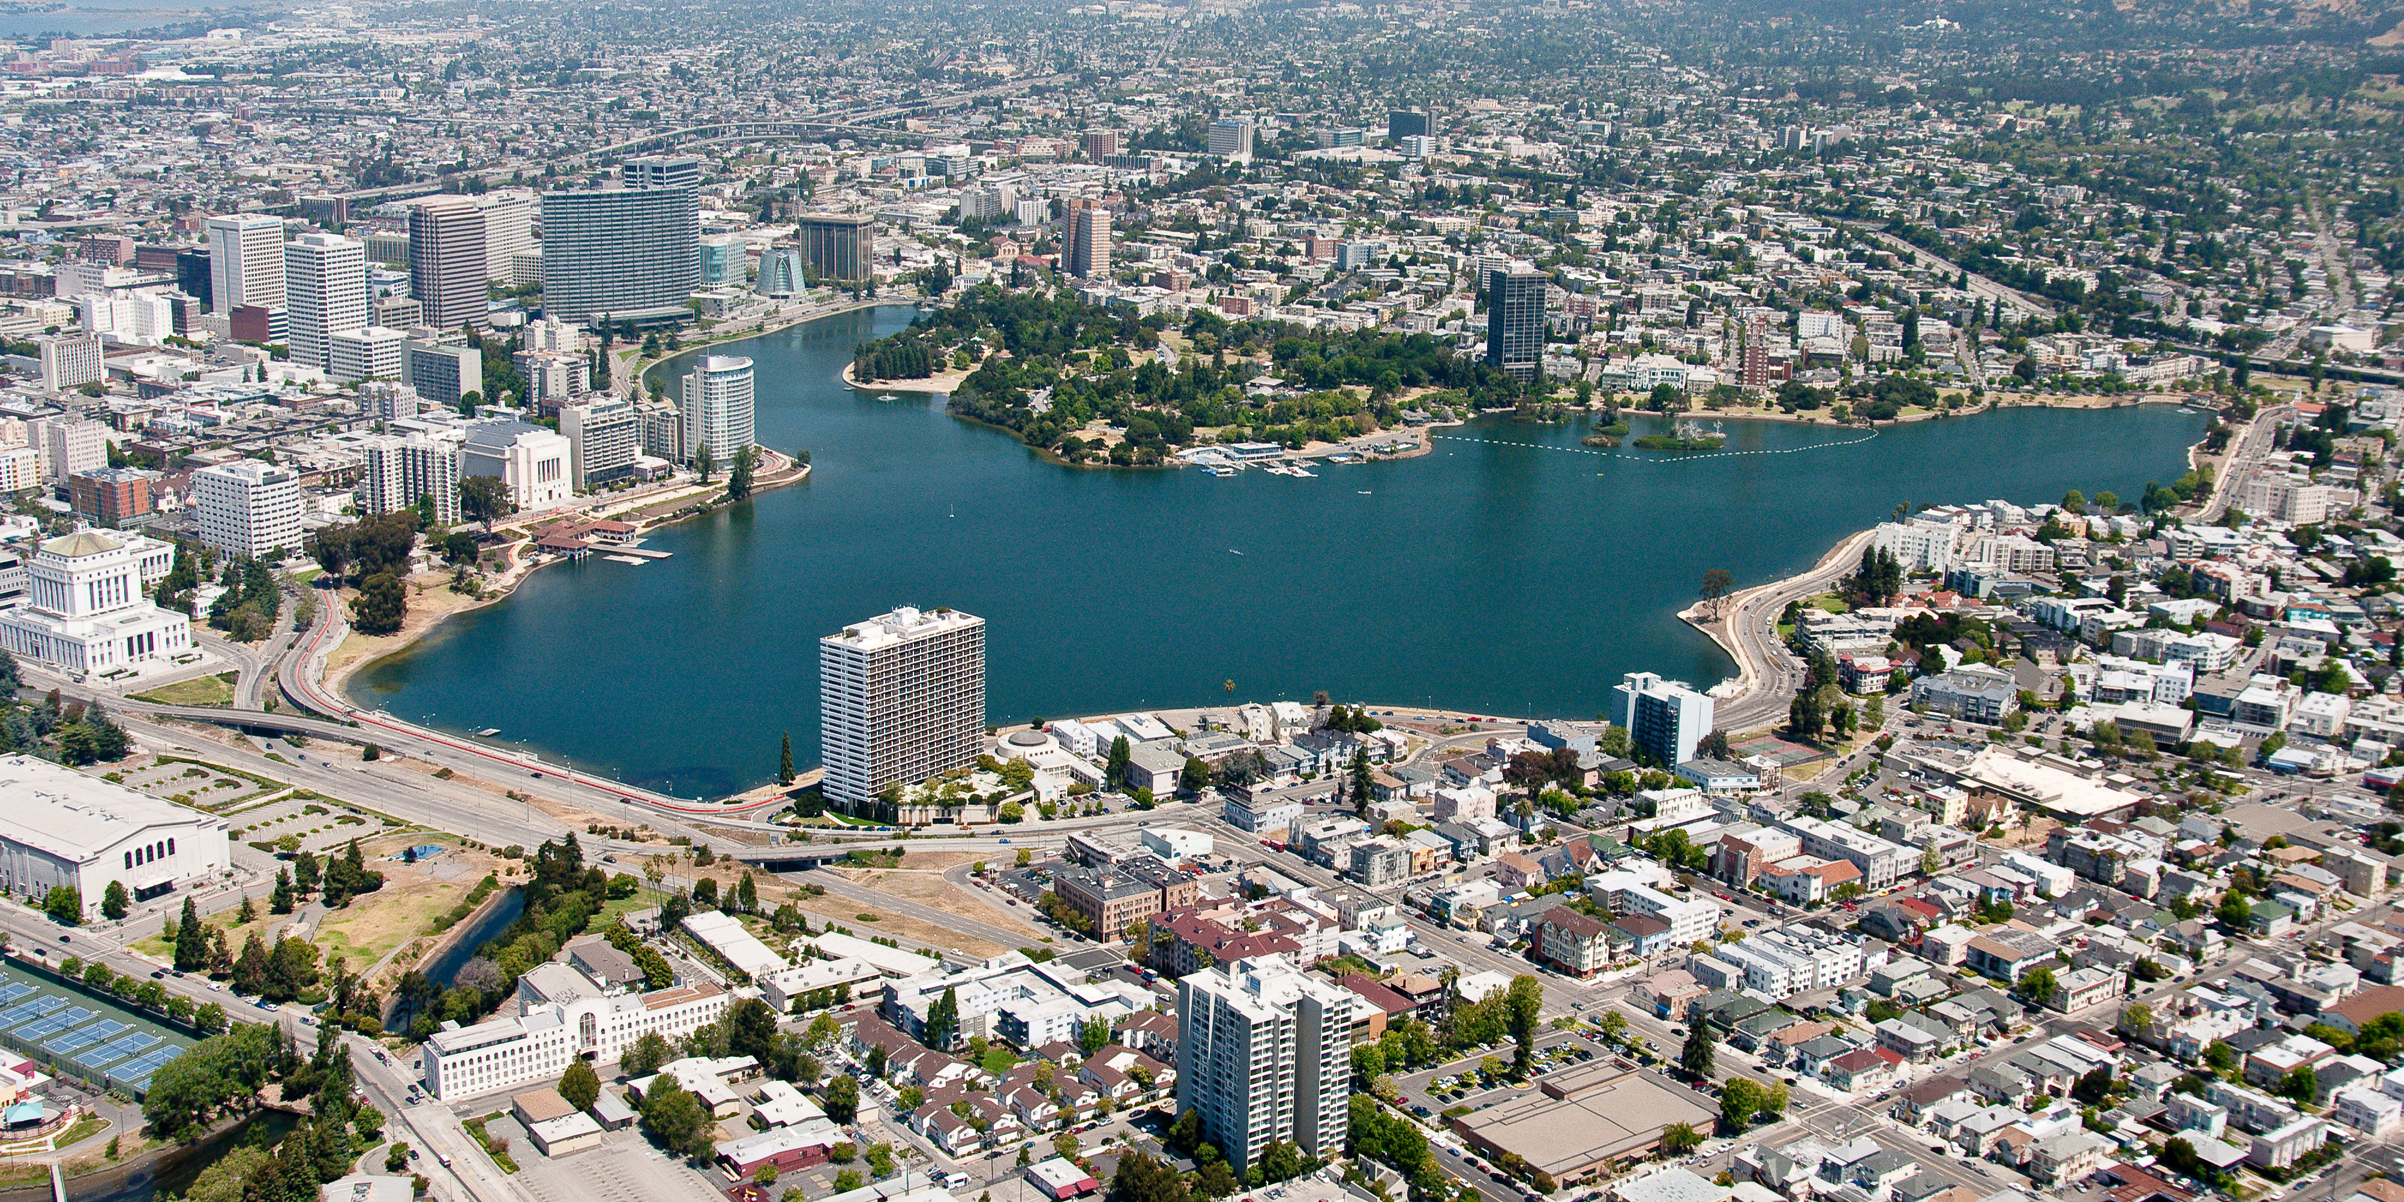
150, 970, 164, 979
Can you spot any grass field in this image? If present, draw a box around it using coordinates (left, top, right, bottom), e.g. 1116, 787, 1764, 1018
131, 673, 238, 707
315, 877, 474, 970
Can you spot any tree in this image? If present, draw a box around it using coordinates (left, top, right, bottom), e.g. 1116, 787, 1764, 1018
1660, 1123, 1703, 1156
778, 734, 796, 786
1698, 569, 1735, 619
44, 886, 79, 925
101, 881, 129, 921
1108, 1151, 1192, 1202
1105, 736, 1133, 789
824, 1074, 859, 1123
457, 475, 515, 534
351, 571, 407, 635
1181, 756, 1212, 793
622, 1032, 673, 1076
1505, 975, 1543, 1078
1679, 1023, 1714, 1078
729, 997, 780, 1064
559, 1061, 601, 1112
640, 1082, 715, 1158
2017, 966, 2059, 1006
1053, 1131, 1081, 1162
924, 986, 961, 1049
727, 446, 756, 501
1719, 1077, 1765, 1131
1078, 1015, 1112, 1055
693, 443, 716, 484
174, 897, 208, 972
2277, 1065, 2317, 1104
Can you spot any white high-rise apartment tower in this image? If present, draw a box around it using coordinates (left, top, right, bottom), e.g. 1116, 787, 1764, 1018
818, 607, 985, 812
1176, 955, 1356, 1173
283, 232, 367, 371
206, 214, 286, 312
191, 461, 303, 561
681, 355, 755, 467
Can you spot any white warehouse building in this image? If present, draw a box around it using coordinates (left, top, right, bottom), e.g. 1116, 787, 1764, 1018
0, 756, 231, 916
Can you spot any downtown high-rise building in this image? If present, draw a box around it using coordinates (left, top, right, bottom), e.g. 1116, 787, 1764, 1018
818, 607, 985, 813
1176, 955, 1356, 1173
797, 213, 874, 285
1485, 264, 1546, 382
206, 214, 286, 314
409, 197, 490, 331
621, 155, 702, 190
1207, 118, 1256, 160
539, 187, 700, 322
680, 354, 755, 467
282, 232, 367, 372
1387, 109, 1431, 140
1066, 207, 1112, 280
474, 191, 537, 282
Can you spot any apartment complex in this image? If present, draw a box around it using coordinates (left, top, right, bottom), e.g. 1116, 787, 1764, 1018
818, 607, 986, 812
1485, 265, 1546, 381
682, 355, 755, 467
191, 460, 302, 560
1176, 955, 1355, 1173
1614, 672, 1715, 767
539, 187, 701, 322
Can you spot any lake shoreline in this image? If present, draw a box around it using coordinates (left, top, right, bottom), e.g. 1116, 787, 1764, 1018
327, 455, 812, 704
349, 305, 2223, 799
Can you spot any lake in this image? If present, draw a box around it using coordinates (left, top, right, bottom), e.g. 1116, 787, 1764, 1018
348, 305, 2212, 798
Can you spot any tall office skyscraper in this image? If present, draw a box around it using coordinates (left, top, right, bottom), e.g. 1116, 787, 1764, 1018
474, 191, 537, 282
1485, 265, 1546, 382
206, 214, 285, 313
1080, 130, 1121, 162
409, 198, 489, 331
1066, 208, 1112, 280
797, 214, 874, 285
1176, 956, 1356, 1173
1207, 119, 1256, 160
1614, 671, 1715, 767
680, 354, 754, 467
282, 232, 367, 372
818, 607, 985, 813
539, 188, 700, 322
1387, 109, 1431, 140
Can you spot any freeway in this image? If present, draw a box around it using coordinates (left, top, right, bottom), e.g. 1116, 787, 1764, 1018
1846, 224, 2058, 321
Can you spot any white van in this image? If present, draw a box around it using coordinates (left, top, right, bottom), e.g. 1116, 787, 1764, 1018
942, 1174, 972, 1190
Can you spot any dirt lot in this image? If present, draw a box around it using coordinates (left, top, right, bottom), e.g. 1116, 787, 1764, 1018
790, 897, 1012, 959
831, 864, 1041, 939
